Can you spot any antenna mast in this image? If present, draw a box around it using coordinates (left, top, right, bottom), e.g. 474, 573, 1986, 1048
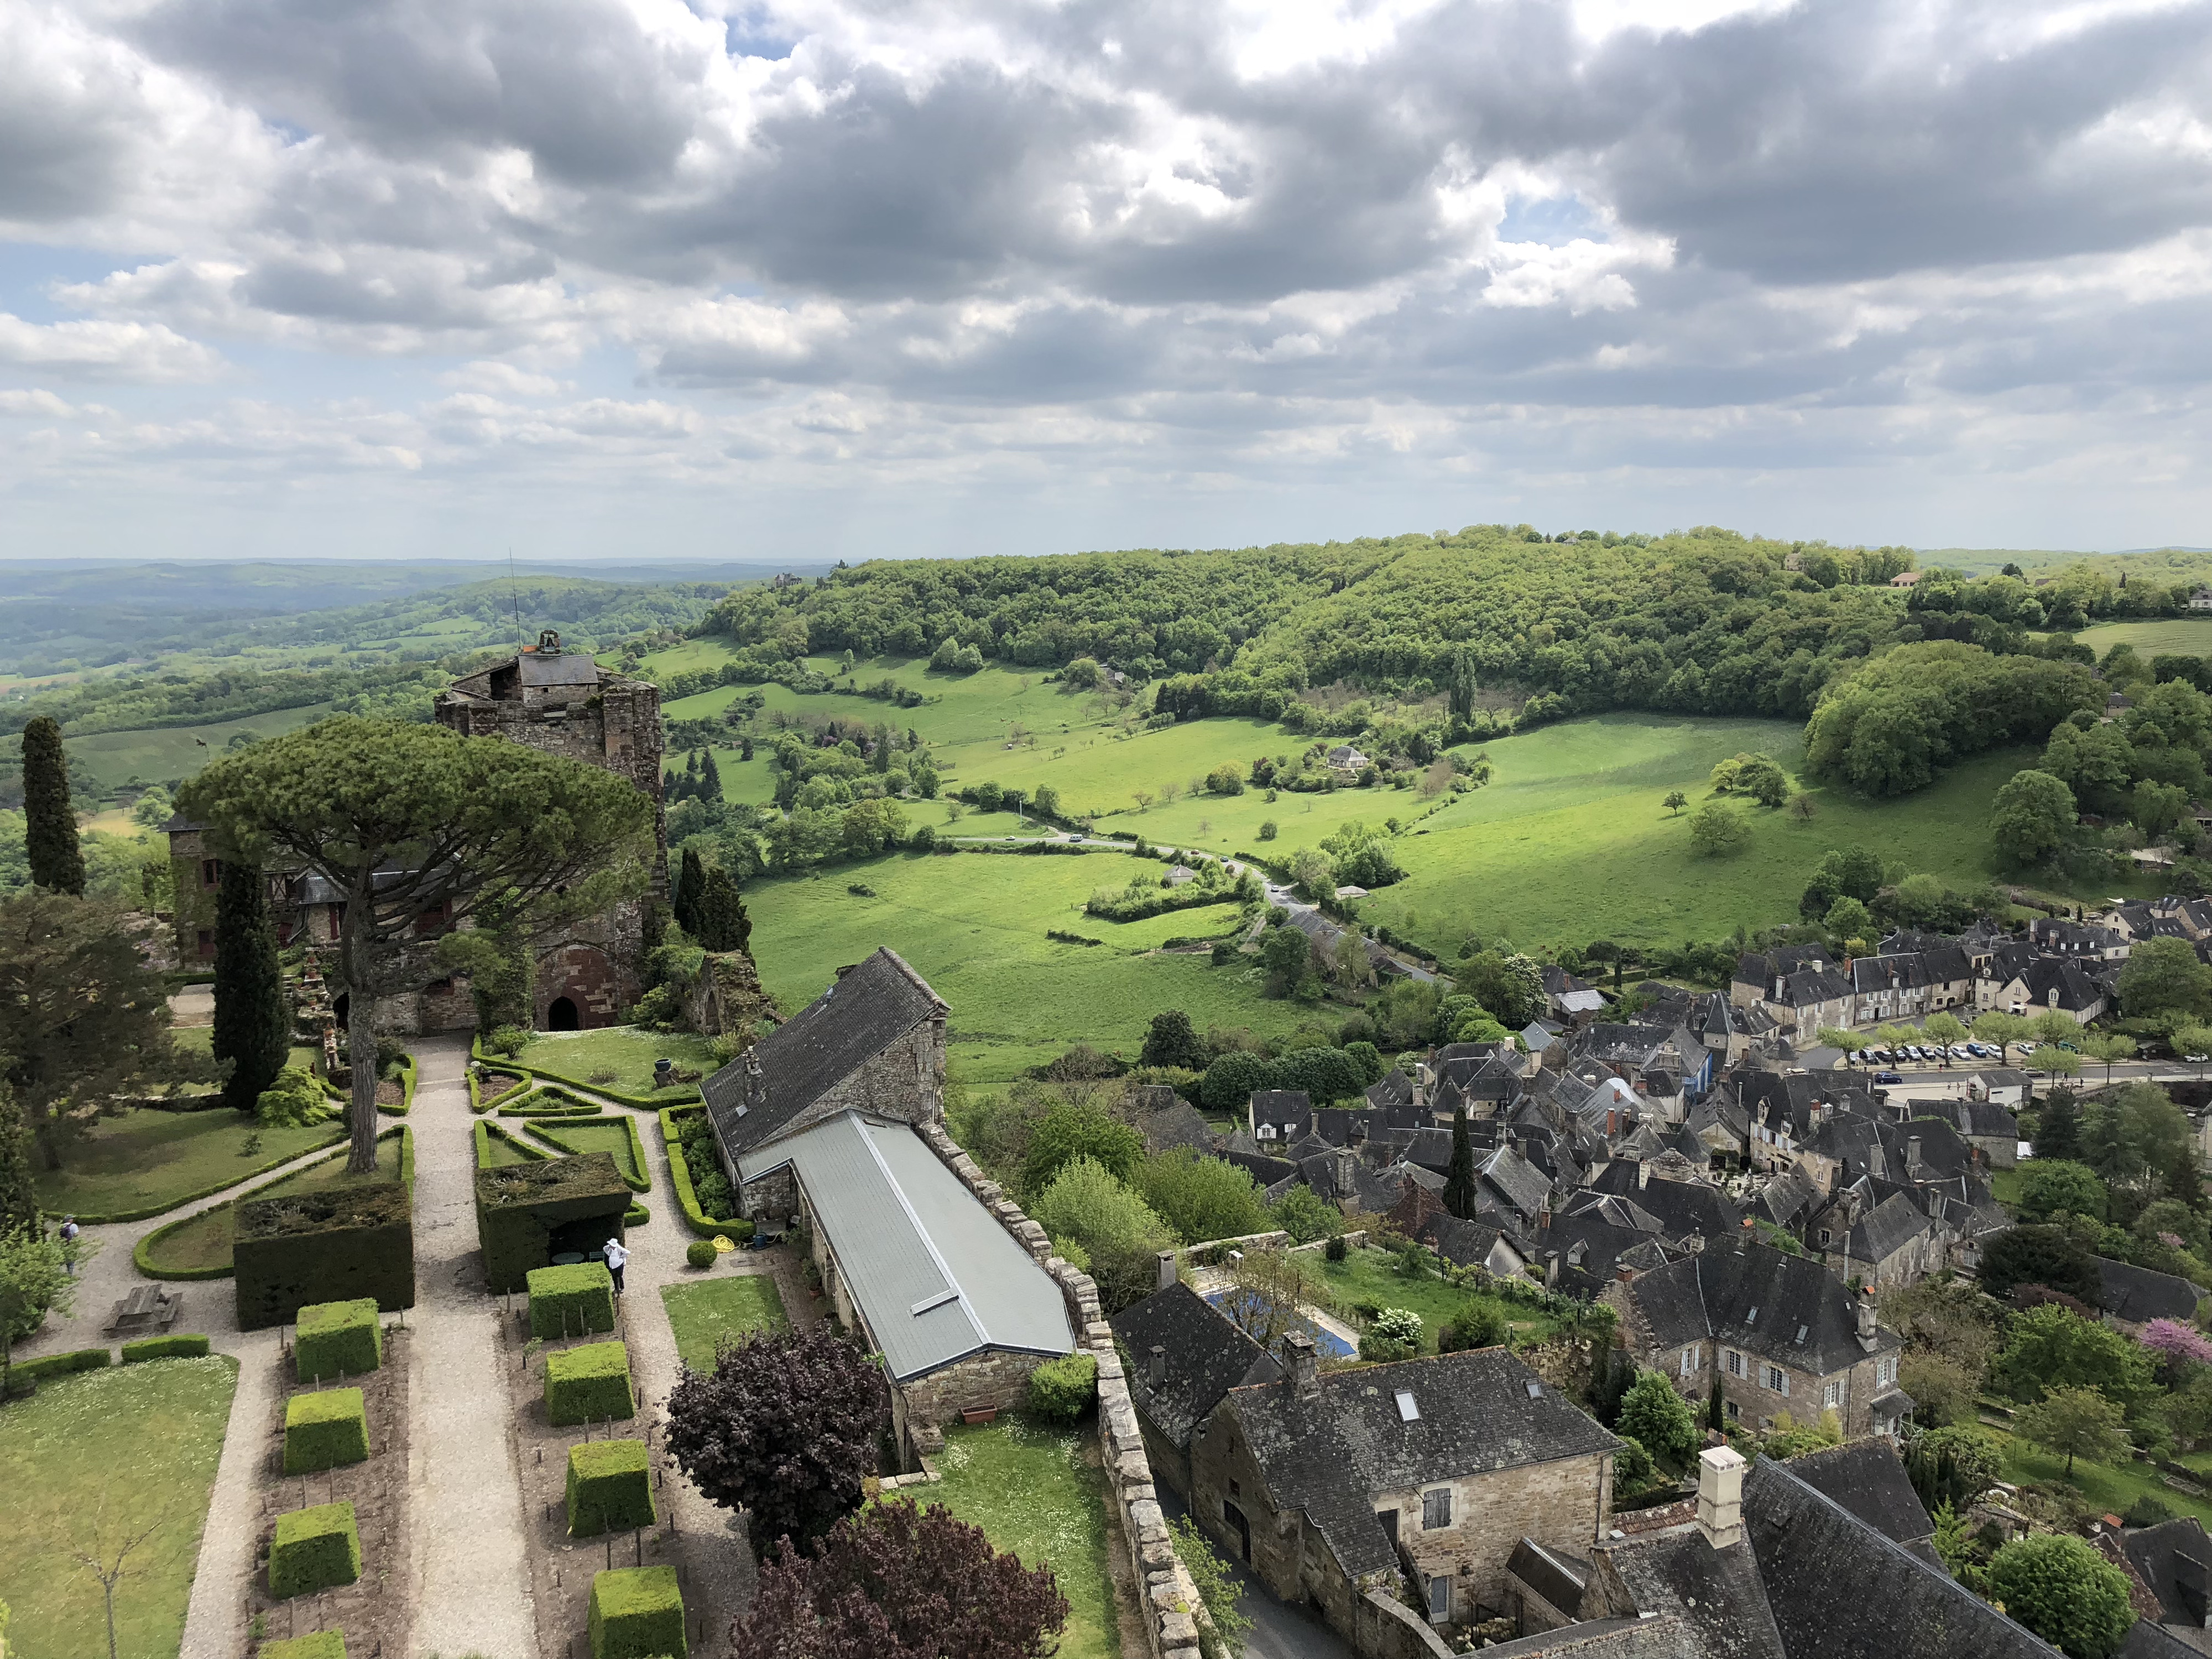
508, 545, 524, 654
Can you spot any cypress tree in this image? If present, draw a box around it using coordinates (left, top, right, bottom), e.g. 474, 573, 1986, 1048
700, 749, 723, 801
1707, 1376, 1725, 1434
1442, 1106, 1478, 1219
212, 858, 293, 1113
22, 716, 84, 895
0, 1086, 38, 1241
693, 866, 753, 954
2034, 1087, 2080, 1162
673, 847, 706, 936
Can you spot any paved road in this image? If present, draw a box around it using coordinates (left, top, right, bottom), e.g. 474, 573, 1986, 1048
1158, 1486, 1357, 1659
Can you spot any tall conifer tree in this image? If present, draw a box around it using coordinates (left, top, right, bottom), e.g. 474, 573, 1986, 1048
700, 749, 723, 800
1443, 1106, 1478, 1219
21, 717, 84, 896
673, 846, 707, 936
212, 859, 293, 1113
694, 866, 753, 954
0, 1086, 38, 1241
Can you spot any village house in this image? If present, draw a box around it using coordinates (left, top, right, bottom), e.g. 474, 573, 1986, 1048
1604, 1239, 1911, 1439
1109, 1280, 1283, 1499
701, 948, 1077, 1463
1187, 1333, 1620, 1647
1326, 744, 1372, 774
2096, 1258, 2203, 1335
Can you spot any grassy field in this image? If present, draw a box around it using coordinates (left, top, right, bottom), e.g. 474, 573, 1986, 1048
745, 849, 1308, 1081
2065, 619, 2212, 659
1314, 1246, 1568, 1353
138, 1134, 407, 1275
66, 702, 337, 793
508, 1027, 720, 1097
528, 1119, 648, 1185
33, 1110, 345, 1219
0, 1356, 238, 1659
658, 1274, 789, 1371
926, 1419, 1119, 1659
1999, 1437, 2212, 1533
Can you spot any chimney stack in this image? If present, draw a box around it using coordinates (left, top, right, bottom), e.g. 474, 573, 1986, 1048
1639, 1159, 1652, 1192
1285, 1331, 1320, 1401
1696, 1446, 1747, 1550
1157, 1251, 1179, 1292
1150, 1345, 1166, 1389
1906, 1136, 1923, 1175
1856, 1291, 1877, 1342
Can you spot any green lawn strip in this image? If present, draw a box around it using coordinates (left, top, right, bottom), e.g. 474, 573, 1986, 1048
476, 1120, 550, 1168
924, 1419, 1118, 1659
1314, 1246, 1565, 1353
1989, 1167, 2024, 1213
1998, 1435, 2212, 1532
136, 1130, 410, 1279
35, 1110, 347, 1224
658, 1276, 789, 1371
525, 1117, 651, 1191
0, 1355, 238, 1659
500, 1027, 717, 1102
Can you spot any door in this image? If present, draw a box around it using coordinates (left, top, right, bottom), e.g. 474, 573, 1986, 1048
1427, 1575, 1452, 1623
1223, 1501, 1250, 1563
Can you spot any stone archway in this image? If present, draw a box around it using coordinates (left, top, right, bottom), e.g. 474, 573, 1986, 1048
547, 996, 580, 1031
535, 943, 618, 1030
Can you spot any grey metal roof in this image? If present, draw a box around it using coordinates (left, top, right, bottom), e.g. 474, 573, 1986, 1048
518, 651, 606, 687
738, 1112, 1073, 1381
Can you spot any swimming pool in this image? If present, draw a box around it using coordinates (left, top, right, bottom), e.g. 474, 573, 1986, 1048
1204, 1288, 1357, 1358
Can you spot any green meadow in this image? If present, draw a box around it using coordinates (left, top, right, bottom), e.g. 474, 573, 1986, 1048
66, 702, 338, 794
2064, 618, 2212, 659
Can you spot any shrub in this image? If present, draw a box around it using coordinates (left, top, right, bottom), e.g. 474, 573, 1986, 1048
685, 1240, 718, 1269
588, 1565, 686, 1659
258, 1632, 348, 1659
546, 1340, 636, 1426
1358, 1306, 1423, 1363
1618, 1370, 1699, 1469
1026, 1352, 1099, 1423
568, 1438, 656, 1537
1325, 1234, 1348, 1263
295, 1298, 382, 1381
1031, 1156, 1176, 1313
528, 1261, 617, 1340
285, 1387, 372, 1474
269, 1501, 362, 1598
1986, 1532, 2135, 1659
486, 1026, 531, 1058
1359, 1330, 1415, 1363
1438, 1305, 1507, 1352
121, 1333, 211, 1363
4, 1346, 110, 1388
257, 1067, 336, 1129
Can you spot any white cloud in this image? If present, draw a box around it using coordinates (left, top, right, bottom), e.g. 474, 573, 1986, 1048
0, 313, 223, 380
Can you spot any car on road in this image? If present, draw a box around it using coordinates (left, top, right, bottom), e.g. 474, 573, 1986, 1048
1875, 1070, 1904, 1084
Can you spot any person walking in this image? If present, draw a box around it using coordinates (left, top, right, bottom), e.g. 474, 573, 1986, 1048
58, 1215, 79, 1275
601, 1235, 629, 1296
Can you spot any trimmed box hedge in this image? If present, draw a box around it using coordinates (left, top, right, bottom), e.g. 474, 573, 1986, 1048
658, 1108, 750, 1240
122, 1333, 211, 1363
269, 1501, 362, 1598
474, 1152, 631, 1295
527, 1113, 653, 1192
4, 1347, 110, 1390
567, 1437, 656, 1536
284, 1387, 371, 1474
258, 1631, 346, 1659
545, 1340, 635, 1427
294, 1299, 382, 1381
588, 1565, 686, 1659
529, 1261, 617, 1340
236, 1179, 414, 1331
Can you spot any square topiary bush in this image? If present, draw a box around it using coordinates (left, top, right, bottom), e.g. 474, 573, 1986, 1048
257, 1630, 347, 1658
588, 1564, 686, 1659
529, 1261, 617, 1340
285, 1387, 371, 1474
236, 1180, 414, 1331
474, 1152, 631, 1295
295, 1299, 382, 1381
567, 1438, 656, 1536
545, 1340, 635, 1426
269, 1501, 362, 1598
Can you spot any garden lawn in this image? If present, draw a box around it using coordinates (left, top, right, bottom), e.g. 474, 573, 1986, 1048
744, 849, 1311, 1081
139, 1135, 406, 1276
1314, 1245, 1567, 1352
508, 1027, 719, 1097
1998, 1437, 2212, 1533
530, 1119, 646, 1185
33, 1109, 343, 1219
658, 1275, 789, 1371
925, 1420, 1118, 1659
0, 1356, 238, 1659
170, 1026, 321, 1074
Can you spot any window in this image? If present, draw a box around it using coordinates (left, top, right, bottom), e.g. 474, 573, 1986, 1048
200, 858, 220, 889
1422, 1488, 1452, 1530
1765, 1365, 1788, 1396
1726, 1349, 1744, 1379
1877, 1357, 1898, 1387
1680, 1345, 1698, 1379
1824, 1380, 1841, 1410
196, 928, 213, 959
1427, 1576, 1452, 1622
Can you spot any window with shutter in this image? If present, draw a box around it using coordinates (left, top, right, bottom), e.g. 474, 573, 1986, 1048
1726, 1350, 1743, 1378
1681, 1346, 1696, 1379
1422, 1488, 1452, 1530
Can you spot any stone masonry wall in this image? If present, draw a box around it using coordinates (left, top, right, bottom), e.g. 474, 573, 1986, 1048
917, 1119, 1207, 1659
761, 1017, 948, 1151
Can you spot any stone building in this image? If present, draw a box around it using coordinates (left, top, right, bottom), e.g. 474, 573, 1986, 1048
1187, 1336, 1619, 1646
1604, 1239, 1911, 1441
1109, 1280, 1283, 1499
436, 629, 667, 1029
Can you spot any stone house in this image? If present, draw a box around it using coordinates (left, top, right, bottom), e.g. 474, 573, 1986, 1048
1814, 1190, 1942, 1290
1604, 1240, 1911, 1439
703, 948, 1076, 1462
1109, 1280, 1282, 1499
1187, 1336, 1619, 1646
2096, 1257, 2203, 1335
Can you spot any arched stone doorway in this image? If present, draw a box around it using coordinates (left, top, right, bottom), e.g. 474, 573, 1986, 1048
547, 996, 581, 1031
535, 943, 617, 1030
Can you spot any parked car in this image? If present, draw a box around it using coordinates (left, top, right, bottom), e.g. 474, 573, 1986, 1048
1950, 1045, 1975, 1060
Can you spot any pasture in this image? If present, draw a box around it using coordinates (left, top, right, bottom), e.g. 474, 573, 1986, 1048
2065, 618, 2212, 659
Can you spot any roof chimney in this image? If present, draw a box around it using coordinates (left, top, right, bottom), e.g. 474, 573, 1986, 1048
1906, 1136, 1923, 1175
1149, 1345, 1166, 1389
1157, 1250, 1179, 1292
1697, 1446, 1747, 1550
1285, 1330, 1320, 1401
1638, 1159, 1651, 1192
1856, 1291, 1877, 1342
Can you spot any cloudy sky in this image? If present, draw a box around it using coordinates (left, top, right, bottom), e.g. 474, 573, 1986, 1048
3, 0, 2210, 562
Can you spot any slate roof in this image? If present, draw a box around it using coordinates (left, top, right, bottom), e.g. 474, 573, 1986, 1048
2098, 1256, 2203, 1325
1141, 1100, 1218, 1156
1228, 1348, 1619, 1579
703, 947, 946, 1157
735, 1113, 1073, 1380
1479, 1145, 1554, 1220
1742, 1455, 2062, 1659
1783, 1441, 1933, 1548
2120, 1517, 2212, 1631
1837, 1192, 1936, 1266
1365, 1070, 1416, 1110
1587, 1162, 1743, 1240
1598, 1525, 1789, 1659
1109, 1282, 1282, 1451
1620, 1241, 1898, 1375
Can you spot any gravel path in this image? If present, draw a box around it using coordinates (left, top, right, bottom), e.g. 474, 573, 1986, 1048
408, 1034, 537, 1658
